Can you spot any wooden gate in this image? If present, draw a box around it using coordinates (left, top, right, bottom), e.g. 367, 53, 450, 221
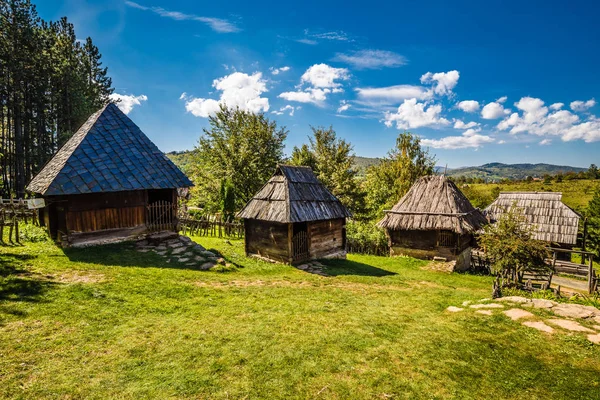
146, 201, 177, 232
292, 230, 309, 263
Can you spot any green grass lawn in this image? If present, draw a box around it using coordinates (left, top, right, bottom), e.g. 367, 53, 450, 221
1, 237, 600, 399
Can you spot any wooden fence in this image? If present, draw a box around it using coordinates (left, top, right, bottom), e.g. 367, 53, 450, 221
146, 201, 177, 232
179, 212, 244, 238
1, 198, 39, 244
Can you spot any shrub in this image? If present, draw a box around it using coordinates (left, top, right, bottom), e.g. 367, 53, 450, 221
18, 223, 49, 243
346, 220, 388, 256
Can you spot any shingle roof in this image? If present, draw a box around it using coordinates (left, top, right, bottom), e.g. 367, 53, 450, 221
27, 103, 193, 195
237, 165, 351, 223
377, 175, 487, 234
484, 192, 581, 245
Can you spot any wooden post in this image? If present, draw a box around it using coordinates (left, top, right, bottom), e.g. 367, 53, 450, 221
287, 223, 293, 264
588, 256, 594, 294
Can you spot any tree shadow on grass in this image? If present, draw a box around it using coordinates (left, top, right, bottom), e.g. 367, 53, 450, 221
322, 259, 397, 277
63, 242, 232, 272
0, 252, 57, 319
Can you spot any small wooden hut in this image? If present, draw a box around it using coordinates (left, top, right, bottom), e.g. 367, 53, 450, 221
377, 175, 487, 270
237, 165, 351, 264
27, 103, 193, 246
484, 192, 581, 258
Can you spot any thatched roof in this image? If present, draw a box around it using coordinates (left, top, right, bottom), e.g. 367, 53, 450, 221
237, 165, 351, 223
484, 192, 580, 245
377, 175, 487, 234
27, 103, 192, 196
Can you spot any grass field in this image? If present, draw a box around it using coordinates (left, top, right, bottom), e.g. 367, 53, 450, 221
464, 179, 599, 211
2, 237, 600, 399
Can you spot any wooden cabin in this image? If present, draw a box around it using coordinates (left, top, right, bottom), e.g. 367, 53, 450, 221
377, 175, 487, 271
26, 103, 193, 246
237, 165, 351, 264
484, 192, 581, 260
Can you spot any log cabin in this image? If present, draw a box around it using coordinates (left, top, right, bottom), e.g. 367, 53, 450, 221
484, 192, 581, 260
26, 103, 193, 246
377, 175, 487, 271
237, 165, 352, 264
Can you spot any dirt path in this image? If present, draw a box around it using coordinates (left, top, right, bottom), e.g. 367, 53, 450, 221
552, 276, 589, 293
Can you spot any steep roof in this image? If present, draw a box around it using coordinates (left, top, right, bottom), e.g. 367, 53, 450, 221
484, 192, 580, 245
27, 103, 192, 196
237, 165, 351, 223
377, 175, 487, 234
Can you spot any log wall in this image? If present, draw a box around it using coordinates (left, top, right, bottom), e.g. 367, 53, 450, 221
308, 218, 346, 259
245, 219, 291, 263
63, 190, 148, 233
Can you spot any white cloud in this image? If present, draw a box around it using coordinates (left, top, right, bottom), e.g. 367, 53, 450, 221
270, 66, 290, 75
278, 88, 330, 104
539, 139, 552, 145
271, 105, 295, 116
497, 96, 600, 143
300, 64, 349, 88
549, 102, 564, 110
183, 72, 269, 118
498, 140, 506, 144
124, 1, 239, 33
453, 119, 479, 129
110, 93, 148, 114
278, 64, 348, 105
311, 31, 351, 41
496, 96, 508, 103
421, 130, 494, 149
420, 70, 460, 96
332, 49, 406, 70
481, 101, 510, 119
384, 98, 450, 129
355, 85, 432, 104
456, 100, 480, 113
179, 92, 187, 100
337, 100, 350, 113
296, 38, 317, 45
570, 99, 596, 112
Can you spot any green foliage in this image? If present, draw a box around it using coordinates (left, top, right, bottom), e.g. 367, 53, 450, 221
189, 106, 287, 212
221, 179, 236, 220
0, 2, 113, 196
363, 132, 436, 219
588, 164, 599, 179
479, 206, 550, 283
345, 220, 388, 255
18, 223, 48, 243
290, 126, 366, 218
587, 186, 600, 258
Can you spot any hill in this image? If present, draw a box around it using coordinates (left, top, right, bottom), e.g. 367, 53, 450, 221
447, 163, 587, 181
167, 151, 589, 182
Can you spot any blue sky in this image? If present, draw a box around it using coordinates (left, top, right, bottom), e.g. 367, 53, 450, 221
38, 0, 600, 168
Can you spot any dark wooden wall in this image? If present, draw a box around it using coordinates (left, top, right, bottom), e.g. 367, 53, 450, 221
244, 219, 291, 263
308, 218, 345, 259
388, 229, 474, 260
63, 191, 148, 233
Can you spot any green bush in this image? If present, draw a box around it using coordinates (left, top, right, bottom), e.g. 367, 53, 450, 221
346, 220, 388, 255
18, 223, 49, 243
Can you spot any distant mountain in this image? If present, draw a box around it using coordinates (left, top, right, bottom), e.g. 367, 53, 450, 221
446, 163, 586, 181
167, 151, 586, 182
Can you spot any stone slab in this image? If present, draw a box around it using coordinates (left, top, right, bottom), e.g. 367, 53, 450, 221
547, 318, 595, 332
503, 308, 535, 321
475, 310, 493, 316
522, 321, 554, 333
587, 334, 600, 344
470, 303, 504, 309
497, 296, 530, 304
446, 306, 463, 312
552, 304, 599, 319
